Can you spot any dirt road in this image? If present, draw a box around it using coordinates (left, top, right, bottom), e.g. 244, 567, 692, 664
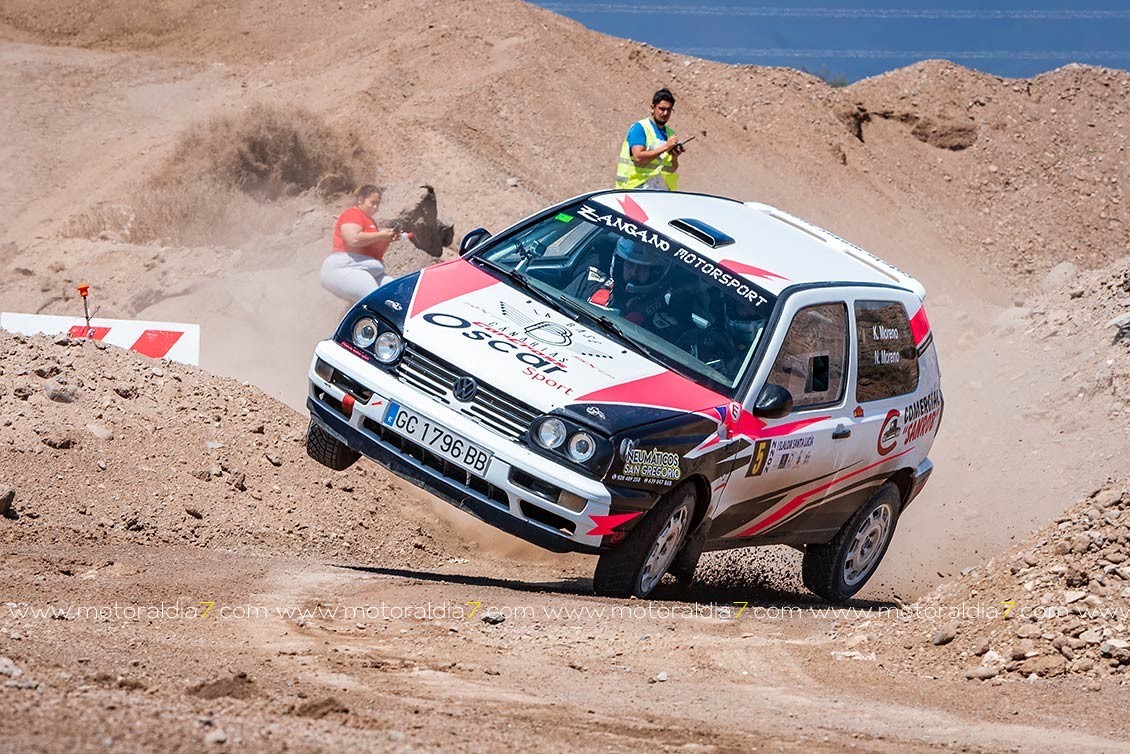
4, 540, 1129, 752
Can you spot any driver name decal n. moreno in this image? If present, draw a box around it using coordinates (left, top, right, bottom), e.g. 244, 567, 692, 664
578, 203, 772, 308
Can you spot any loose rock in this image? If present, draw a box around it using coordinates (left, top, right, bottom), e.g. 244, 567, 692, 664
204, 728, 228, 746
43, 379, 77, 403
41, 433, 77, 450
1040, 261, 1077, 292
932, 624, 958, 646
964, 666, 999, 680
0, 656, 24, 677
86, 423, 114, 441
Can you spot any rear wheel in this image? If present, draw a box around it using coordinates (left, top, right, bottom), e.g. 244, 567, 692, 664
802, 482, 900, 604
592, 482, 697, 598
305, 419, 360, 471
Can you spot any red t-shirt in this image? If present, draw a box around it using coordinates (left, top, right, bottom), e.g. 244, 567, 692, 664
332, 206, 388, 260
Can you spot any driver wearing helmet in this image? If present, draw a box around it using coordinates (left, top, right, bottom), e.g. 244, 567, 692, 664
566, 236, 682, 337
722, 297, 767, 347
673, 291, 769, 377
718, 295, 768, 373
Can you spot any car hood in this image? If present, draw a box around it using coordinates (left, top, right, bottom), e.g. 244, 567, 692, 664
393, 259, 730, 431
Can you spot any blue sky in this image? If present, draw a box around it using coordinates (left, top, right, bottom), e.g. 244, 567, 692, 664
534, 1, 1130, 82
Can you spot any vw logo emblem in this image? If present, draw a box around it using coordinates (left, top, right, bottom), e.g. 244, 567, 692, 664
452, 376, 478, 403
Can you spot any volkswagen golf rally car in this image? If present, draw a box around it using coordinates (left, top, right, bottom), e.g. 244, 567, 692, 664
306, 190, 943, 602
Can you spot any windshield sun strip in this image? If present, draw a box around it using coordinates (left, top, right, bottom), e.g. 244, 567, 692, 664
473, 201, 779, 396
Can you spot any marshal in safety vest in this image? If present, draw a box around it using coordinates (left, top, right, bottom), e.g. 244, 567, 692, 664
615, 118, 678, 191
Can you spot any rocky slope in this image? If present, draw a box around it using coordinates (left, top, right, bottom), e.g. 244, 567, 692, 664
863, 481, 1129, 686
0, 330, 447, 568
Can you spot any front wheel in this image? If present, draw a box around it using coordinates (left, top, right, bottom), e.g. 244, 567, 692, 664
802, 482, 901, 604
592, 483, 697, 598
305, 419, 360, 471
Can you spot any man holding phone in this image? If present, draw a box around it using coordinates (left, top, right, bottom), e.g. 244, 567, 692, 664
615, 87, 688, 191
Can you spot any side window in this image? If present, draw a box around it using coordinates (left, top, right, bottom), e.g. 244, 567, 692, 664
766, 303, 848, 410
855, 300, 919, 402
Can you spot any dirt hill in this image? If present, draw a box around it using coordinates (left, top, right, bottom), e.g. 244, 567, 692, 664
0, 330, 450, 566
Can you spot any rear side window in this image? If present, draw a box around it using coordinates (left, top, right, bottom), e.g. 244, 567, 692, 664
766, 303, 848, 410
855, 301, 919, 402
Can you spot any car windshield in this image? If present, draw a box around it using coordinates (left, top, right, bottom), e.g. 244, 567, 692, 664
470, 200, 778, 395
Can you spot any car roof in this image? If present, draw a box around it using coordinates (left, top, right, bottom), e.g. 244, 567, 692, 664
585, 190, 926, 299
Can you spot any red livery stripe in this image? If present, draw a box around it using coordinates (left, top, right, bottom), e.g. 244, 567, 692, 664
738, 447, 914, 537
409, 259, 499, 319
909, 306, 931, 345
616, 195, 649, 223
720, 259, 789, 282
587, 511, 643, 536
577, 371, 727, 413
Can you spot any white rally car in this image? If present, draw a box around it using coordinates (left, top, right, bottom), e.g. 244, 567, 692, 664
306, 190, 942, 602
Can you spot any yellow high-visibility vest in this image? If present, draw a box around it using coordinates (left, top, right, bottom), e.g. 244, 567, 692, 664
615, 118, 678, 191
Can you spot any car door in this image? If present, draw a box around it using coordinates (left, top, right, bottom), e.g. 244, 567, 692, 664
842, 294, 925, 478
709, 293, 852, 544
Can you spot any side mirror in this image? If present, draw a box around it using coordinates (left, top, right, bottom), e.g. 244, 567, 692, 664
460, 227, 492, 255
753, 383, 793, 419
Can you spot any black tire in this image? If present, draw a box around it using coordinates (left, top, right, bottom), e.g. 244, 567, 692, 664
669, 518, 708, 586
592, 482, 697, 598
305, 419, 360, 471
802, 482, 901, 604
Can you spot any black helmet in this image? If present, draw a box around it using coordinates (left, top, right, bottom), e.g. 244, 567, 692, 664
613, 237, 670, 294
723, 297, 766, 339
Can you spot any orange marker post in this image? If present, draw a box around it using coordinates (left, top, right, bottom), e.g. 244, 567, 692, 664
77, 283, 93, 338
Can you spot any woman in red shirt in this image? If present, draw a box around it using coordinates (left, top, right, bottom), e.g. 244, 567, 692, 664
320, 185, 402, 302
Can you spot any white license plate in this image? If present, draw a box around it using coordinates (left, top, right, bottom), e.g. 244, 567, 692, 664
382, 402, 493, 474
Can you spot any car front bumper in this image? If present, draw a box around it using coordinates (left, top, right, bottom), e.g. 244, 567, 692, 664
307, 339, 613, 554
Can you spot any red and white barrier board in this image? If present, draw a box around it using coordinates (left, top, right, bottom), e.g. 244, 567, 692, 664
0, 312, 200, 365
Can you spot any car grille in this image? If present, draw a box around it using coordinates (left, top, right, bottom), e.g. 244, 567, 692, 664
362, 417, 510, 510
395, 342, 540, 442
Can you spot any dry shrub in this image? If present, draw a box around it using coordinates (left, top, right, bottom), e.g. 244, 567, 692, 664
160, 103, 369, 200
62, 178, 289, 246
63, 104, 371, 246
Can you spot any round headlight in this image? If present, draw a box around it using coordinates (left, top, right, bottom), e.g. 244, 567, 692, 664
352, 317, 378, 348
535, 417, 567, 449
566, 431, 596, 463
374, 330, 403, 363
